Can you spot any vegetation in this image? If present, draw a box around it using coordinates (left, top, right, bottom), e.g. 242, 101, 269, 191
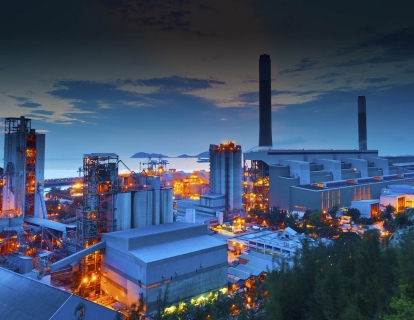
265, 230, 414, 320
142, 230, 414, 320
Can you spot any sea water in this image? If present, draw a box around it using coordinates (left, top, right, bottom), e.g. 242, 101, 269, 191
44, 157, 210, 179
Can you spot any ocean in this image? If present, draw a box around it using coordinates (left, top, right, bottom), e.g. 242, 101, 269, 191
44, 157, 210, 179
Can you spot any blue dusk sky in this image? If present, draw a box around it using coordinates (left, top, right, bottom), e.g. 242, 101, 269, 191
0, 0, 413, 158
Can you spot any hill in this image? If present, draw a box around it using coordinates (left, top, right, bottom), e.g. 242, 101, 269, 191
130, 152, 169, 158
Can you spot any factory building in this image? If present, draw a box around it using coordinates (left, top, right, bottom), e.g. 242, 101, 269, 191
243, 55, 414, 213
101, 222, 227, 313
0, 267, 120, 320
116, 176, 173, 230
1, 116, 47, 227
244, 148, 414, 212
209, 142, 243, 213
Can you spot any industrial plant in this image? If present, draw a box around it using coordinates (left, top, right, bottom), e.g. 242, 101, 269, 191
1, 54, 414, 319
0, 117, 226, 317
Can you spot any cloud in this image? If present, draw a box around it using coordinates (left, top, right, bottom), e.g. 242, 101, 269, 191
279, 58, 318, 74
125, 76, 225, 92
31, 110, 55, 115
18, 102, 41, 108
335, 27, 414, 67
363, 77, 390, 84
8, 95, 29, 102
46, 76, 226, 122
314, 72, 343, 80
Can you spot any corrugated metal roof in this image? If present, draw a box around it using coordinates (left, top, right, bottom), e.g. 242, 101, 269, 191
228, 267, 252, 280
0, 267, 71, 320
24, 217, 75, 233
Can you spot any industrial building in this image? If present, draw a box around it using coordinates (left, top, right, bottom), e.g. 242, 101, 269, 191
177, 142, 243, 218
1, 116, 47, 225
242, 55, 414, 213
0, 267, 120, 320
101, 222, 228, 313
0, 118, 183, 315
244, 148, 414, 212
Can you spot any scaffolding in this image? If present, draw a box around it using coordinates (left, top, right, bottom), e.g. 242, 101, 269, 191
76, 153, 118, 298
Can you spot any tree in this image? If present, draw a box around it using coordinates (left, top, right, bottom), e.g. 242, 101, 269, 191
382, 285, 414, 320
347, 208, 361, 222
329, 205, 340, 221
381, 205, 395, 221
394, 212, 412, 228
309, 211, 323, 228
269, 207, 285, 225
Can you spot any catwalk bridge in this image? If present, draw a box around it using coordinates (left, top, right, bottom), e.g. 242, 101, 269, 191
44, 177, 82, 188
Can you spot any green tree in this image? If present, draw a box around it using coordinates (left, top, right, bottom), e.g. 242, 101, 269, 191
329, 205, 340, 221
382, 285, 414, 320
347, 208, 361, 222
310, 211, 323, 228
394, 212, 409, 229
381, 204, 395, 221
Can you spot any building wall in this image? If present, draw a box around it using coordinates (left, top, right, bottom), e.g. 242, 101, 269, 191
209, 143, 242, 212
132, 189, 173, 228
310, 171, 333, 184
145, 264, 227, 312
314, 159, 341, 180
116, 192, 132, 231
290, 177, 414, 211
52, 294, 120, 320
102, 236, 227, 313
269, 165, 298, 209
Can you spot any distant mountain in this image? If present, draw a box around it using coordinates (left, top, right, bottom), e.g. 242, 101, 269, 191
130, 151, 209, 158
196, 151, 209, 158
130, 152, 169, 158
176, 151, 209, 158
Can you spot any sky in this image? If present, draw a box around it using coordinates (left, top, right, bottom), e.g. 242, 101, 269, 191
0, 0, 413, 159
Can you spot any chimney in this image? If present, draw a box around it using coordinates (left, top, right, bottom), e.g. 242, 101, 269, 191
358, 96, 367, 150
259, 54, 272, 147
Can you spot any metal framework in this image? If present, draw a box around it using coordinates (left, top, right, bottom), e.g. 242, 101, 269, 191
76, 153, 119, 297
243, 160, 269, 212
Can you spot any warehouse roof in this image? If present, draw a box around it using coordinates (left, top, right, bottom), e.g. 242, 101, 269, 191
127, 234, 226, 264
0, 267, 71, 320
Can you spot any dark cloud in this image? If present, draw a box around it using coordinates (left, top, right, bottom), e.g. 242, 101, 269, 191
0, 1, 95, 37
314, 72, 343, 80
406, 68, 414, 74
18, 102, 41, 108
48, 76, 224, 116
336, 28, 414, 66
363, 77, 390, 84
238, 89, 320, 104
8, 95, 28, 102
279, 58, 317, 74
31, 110, 55, 115
123, 76, 225, 92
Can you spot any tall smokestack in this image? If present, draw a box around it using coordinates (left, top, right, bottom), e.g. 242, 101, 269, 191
259, 54, 272, 147
358, 96, 367, 150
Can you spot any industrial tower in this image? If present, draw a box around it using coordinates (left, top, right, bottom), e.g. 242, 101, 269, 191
1, 116, 47, 227
76, 153, 119, 297
209, 142, 243, 213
